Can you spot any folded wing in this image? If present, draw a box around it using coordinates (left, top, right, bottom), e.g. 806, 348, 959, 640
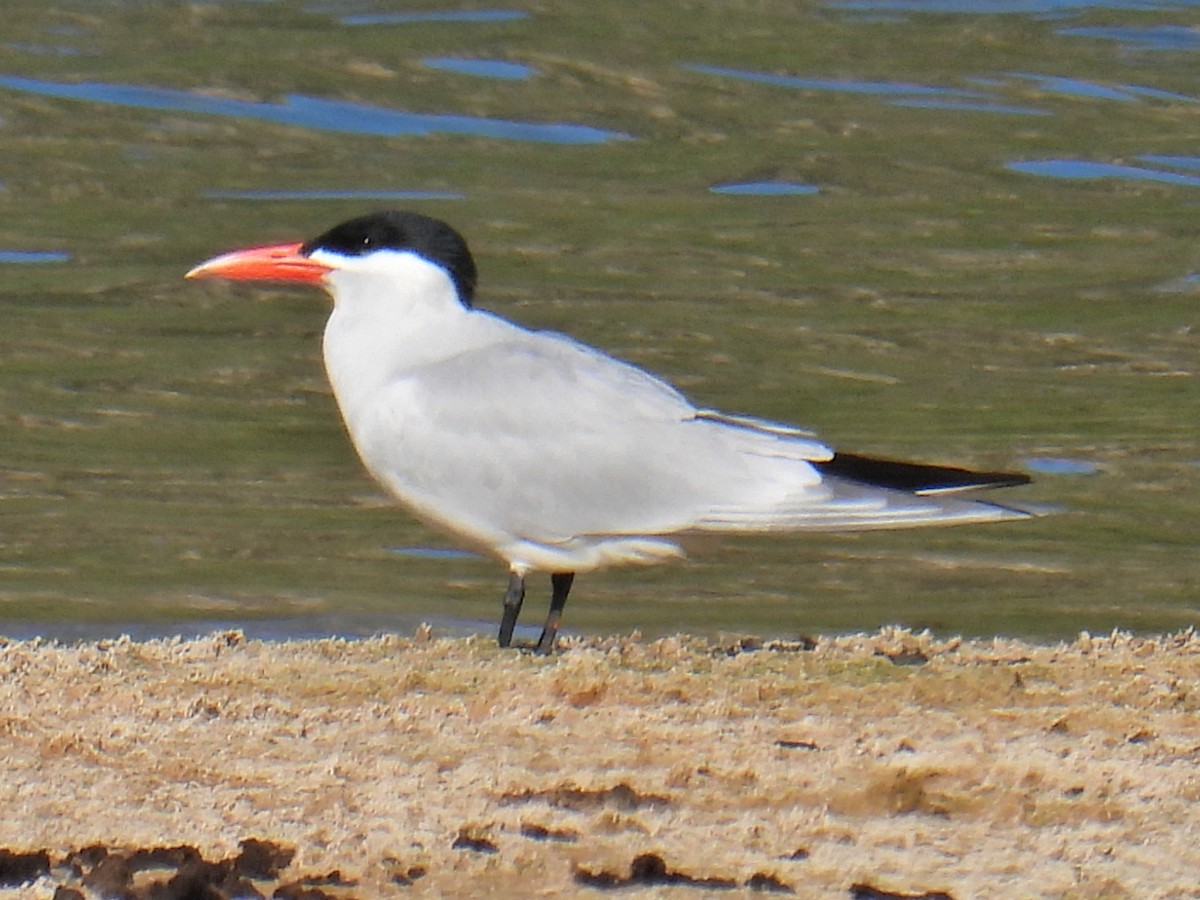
347, 327, 1030, 546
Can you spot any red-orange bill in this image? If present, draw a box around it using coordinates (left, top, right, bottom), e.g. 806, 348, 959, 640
185, 243, 332, 283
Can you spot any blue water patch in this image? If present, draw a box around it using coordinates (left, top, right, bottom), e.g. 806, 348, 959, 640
829, 0, 1200, 14
1007, 159, 1200, 186
203, 189, 465, 201
710, 181, 820, 196
422, 57, 535, 80
389, 546, 480, 560
1114, 83, 1198, 103
1011, 73, 1196, 104
0, 75, 631, 145
1011, 73, 1134, 102
1057, 25, 1200, 52
1139, 155, 1200, 172
339, 9, 528, 26
0, 250, 72, 264
1023, 457, 1099, 475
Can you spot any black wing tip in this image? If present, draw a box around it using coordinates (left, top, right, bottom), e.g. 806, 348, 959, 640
815, 452, 1031, 495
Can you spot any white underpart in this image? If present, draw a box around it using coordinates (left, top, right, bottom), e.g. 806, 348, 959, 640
314, 248, 1025, 574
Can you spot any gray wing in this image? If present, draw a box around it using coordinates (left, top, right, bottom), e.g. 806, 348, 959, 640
350, 330, 835, 542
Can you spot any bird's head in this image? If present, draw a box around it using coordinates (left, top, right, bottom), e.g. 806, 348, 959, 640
186, 210, 478, 309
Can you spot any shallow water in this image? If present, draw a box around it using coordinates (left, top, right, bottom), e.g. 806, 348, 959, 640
0, 0, 1196, 642
0, 74, 628, 144
710, 181, 821, 196
1008, 159, 1200, 184
1058, 24, 1200, 50
421, 56, 536, 80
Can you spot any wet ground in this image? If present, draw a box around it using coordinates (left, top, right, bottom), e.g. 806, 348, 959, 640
2, 629, 1199, 898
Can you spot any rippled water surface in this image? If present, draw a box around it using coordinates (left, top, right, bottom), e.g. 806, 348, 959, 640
0, 0, 1196, 642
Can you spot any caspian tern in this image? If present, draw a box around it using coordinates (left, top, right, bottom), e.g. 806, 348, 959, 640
188, 211, 1034, 652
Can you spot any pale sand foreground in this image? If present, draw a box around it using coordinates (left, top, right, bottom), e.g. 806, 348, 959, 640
1, 628, 1198, 898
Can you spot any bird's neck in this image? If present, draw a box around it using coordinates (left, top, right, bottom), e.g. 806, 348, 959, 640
319, 266, 507, 421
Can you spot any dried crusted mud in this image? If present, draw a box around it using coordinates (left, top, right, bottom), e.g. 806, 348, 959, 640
1, 627, 1199, 898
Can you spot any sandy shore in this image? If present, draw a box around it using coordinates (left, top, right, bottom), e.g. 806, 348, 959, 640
1, 627, 1198, 898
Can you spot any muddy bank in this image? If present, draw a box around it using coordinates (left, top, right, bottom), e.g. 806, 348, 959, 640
1, 628, 1198, 898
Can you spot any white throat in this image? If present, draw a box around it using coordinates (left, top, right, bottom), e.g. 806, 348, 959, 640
316, 250, 511, 428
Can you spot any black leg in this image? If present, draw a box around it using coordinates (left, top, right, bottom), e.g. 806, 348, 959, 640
535, 572, 575, 655
498, 570, 525, 648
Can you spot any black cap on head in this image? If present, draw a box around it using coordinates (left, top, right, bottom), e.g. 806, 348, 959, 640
300, 211, 478, 307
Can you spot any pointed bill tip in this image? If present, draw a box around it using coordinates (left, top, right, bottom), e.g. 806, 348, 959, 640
186, 242, 331, 283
